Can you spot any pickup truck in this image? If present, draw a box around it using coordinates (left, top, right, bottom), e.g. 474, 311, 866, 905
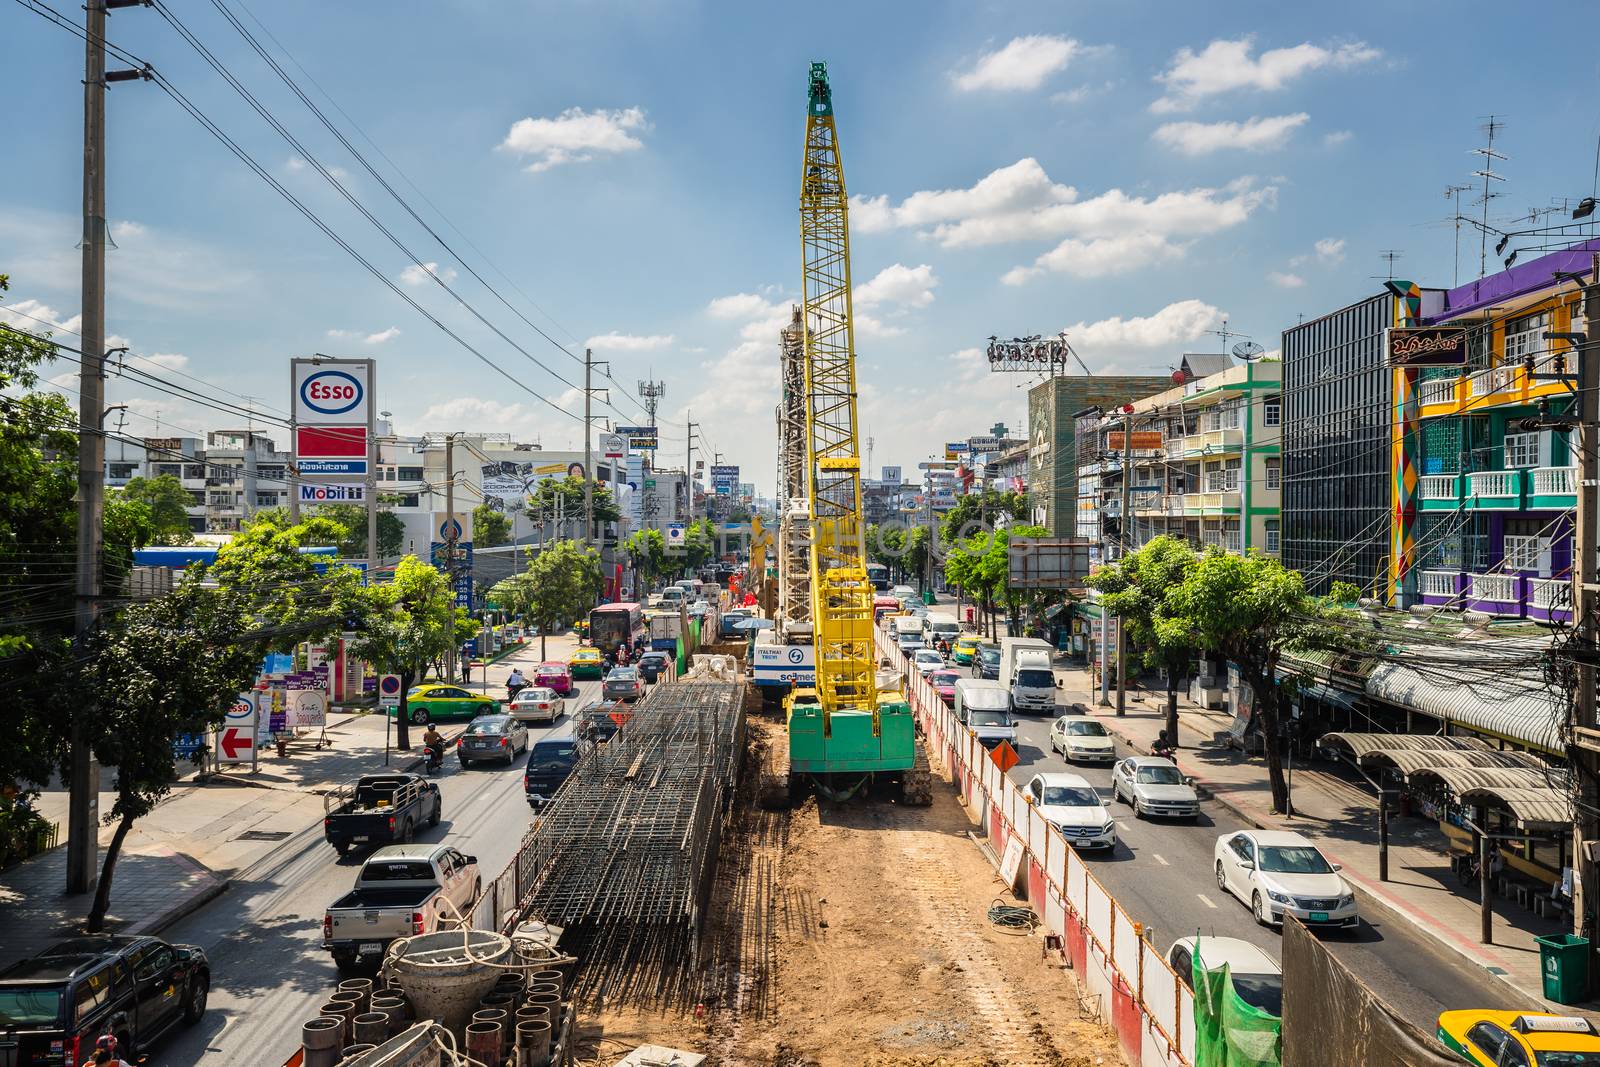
323, 774, 442, 855
323, 844, 481, 972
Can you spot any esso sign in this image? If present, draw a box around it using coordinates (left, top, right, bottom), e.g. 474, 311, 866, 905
300, 370, 364, 415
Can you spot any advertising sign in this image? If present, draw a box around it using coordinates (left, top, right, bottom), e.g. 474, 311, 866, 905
479, 459, 586, 510
601, 432, 626, 459
292, 362, 370, 425
881, 465, 902, 484
216, 693, 258, 767
295, 425, 367, 459
1386, 326, 1469, 367
616, 425, 658, 450
286, 689, 327, 728
297, 459, 367, 477
299, 483, 366, 503
752, 642, 815, 687
1008, 537, 1092, 589
1105, 431, 1165, 451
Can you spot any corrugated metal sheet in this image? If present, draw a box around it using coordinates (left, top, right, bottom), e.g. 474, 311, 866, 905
1407, 765, 1567, 795
1318, 732, 1488, 759
1365, 661, 1564, 752
1458, 786, 1570, 828
1358, 748, 1545, 774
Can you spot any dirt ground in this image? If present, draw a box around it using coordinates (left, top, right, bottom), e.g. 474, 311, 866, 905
578, 715, 1125, 1067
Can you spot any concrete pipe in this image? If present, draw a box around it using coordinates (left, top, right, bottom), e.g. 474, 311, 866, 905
515, 1002, 549, 1025
515, 1017, 552, 1067
494, 971, 526, 994
351, 1011, 389, 1046
479, 991, 517, 1012
474, 1007, 512, 1060
465, 1020, 502, 1065
301, 1016, 344, 1067
523, 991, 559, 1017
523, 982, 559, 1001
318, 1002, 354, 1045
527, 969, 564, 995
337, 978, 373, 1014
369, 994, 409, 1035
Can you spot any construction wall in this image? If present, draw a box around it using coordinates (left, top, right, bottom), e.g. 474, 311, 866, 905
879, 623, 1193, 1066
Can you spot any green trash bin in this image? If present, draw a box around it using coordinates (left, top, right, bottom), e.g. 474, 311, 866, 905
1536, 933, 1589, 1004
922, 590, 935, 606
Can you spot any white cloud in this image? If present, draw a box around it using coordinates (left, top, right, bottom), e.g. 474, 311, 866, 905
1064, 299, 1224, 352
1152, 37, 1380, 112
0, 297, 69, 336
141, 352, 190, 371
1002, 233, 1187, 284
1152, 113, 1309, 156
1323, 130, 1353, 147
953, 35, 1085, 92
364, 327, 402, 345
706, 292, 782, 319
110, 220, 146, 240
1315, 237, 1346, 264
854, 263, 939, 308
420, 397, 535, 434
1050, 81, 1115, 106
399, 261, 458, 286
498, 106, 649, 173
1267, 270, 1306, 288
584, 331, 675, 352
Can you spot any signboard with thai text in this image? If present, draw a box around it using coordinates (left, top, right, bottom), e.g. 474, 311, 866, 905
1386, 326, 1469, 367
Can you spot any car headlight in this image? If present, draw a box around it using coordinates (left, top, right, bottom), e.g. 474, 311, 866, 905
1336, 893, 1355, 909
1266, 889, 1293, 904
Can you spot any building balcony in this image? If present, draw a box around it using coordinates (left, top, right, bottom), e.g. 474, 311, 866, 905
1464, 571, 1523, 617
1191, 490, 1242, 513
1132, 493, 1187, 517
1199, 530, 1243, 554
1527, 577, 1574, 624
1419, 569, 1463, 607
1417, 354, 1574, 416
1419, 474, 1461, 511
1464, 470, 1525, 509
1527, 466, 1578, 509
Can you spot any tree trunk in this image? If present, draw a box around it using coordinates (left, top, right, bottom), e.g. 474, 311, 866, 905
540, 627, 547, 660
1244, 665, 1291, 814
1167, 677, 1180, 749
395, 668, 415, 751
86, 812, 135, 933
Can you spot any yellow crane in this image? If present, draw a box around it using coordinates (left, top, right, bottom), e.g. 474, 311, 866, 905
783, 62, 928, 804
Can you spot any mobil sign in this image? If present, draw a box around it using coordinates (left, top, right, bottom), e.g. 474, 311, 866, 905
294, 363, 369, 424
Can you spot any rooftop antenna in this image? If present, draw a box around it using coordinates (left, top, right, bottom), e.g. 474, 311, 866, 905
1374, 250, 1404, 282
638, 378, 665, 426
1472, 115, 1508, 278
1206, 319, 1248, 354
1445, 183, 1472, 286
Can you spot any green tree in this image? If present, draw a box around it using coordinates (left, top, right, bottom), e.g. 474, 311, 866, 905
624, 528, 667, 590
1088, 535, 1202, 747
473, 502, 511, 548
211, 514, 368, 638
314, 503, 404, 561
346, 556, 476, 750
1161, 552, 1354, 814
529, 476, 620, 534
677, 518, 717, 577
119, 474, 194, 544
492, 539, 602, 659
938, 488, 1028, 546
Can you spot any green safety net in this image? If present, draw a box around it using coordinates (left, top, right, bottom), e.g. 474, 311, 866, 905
1192, 947, 1281, 1067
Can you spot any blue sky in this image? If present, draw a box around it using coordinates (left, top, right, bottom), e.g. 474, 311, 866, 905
4, 1, 1599, 488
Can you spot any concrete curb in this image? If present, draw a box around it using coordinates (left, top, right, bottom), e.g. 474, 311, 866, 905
129, 878, 230, 938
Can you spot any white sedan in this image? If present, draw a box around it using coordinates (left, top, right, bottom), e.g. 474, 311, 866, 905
1213, 830, 1358, 932
1048, 716, 1115, 763
1110, 756, 1199, 820
508, 686, 565, 725
1025, 772, 1116, 851
912, 648, 946, 675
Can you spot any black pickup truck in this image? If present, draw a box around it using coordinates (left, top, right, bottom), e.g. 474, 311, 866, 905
322, 773, 441, 855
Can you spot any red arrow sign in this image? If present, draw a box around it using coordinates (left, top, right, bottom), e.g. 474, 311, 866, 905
219, 728, 254, 760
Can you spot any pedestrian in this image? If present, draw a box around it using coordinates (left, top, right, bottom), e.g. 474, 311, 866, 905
91, 1037, 131, 1067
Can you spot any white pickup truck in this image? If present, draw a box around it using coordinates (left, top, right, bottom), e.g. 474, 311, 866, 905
323, 843, 481, 971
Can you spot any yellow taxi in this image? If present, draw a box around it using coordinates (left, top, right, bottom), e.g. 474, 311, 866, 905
569, 645, 606, 679
394, 683, 499, 724
952, 633, 982, 665
1438, 1010, 1600, 1065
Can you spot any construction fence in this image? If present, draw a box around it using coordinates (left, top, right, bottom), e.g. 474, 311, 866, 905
878, 625, 1195, 1067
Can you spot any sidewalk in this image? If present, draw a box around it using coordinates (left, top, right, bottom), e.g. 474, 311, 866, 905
1053, 663, 1584, 1012
0, 637, 561, 969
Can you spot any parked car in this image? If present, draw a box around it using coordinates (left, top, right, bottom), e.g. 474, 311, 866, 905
912, 648, 946, 675
457, 714, 529, 767
525, 731, 581, 807
603, 666, 644, 702
509, 685, 564, 725
1025, 772, 1116, 851
952, 634, 981, 665
1213, 830, 1358, 931
323, 844, 480, 971
395, 684, 499, 724
568, 646, 606, 679
0, 934, 209, 1063
1166, 936, 1282, 1016
719, 609, 752, 639
323, 773, 441, 854
1049, 715, 1116, 763
637, 650, 671, 683
1110, 756, 1199, 819
534, 660, 573, 696
1437, 1010, 1600, 1066
929, 669, 962, 706
973, 644, 1001, 679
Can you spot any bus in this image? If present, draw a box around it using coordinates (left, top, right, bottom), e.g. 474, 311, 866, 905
589, 602, 644, 654
866, 563, 890, 592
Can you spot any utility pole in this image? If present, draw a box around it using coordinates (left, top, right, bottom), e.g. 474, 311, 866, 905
685, 413, 699, 521
583, 349, 594, 549
1116, 407, 1132, 717
68, 0, 148, 896
444, 433, 459, 680
1572, 254, 1600, 964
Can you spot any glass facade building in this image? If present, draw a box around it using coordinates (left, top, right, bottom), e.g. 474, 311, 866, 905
1280, 292, 1397, 595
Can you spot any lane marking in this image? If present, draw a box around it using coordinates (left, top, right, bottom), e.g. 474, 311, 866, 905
1197, 893, 1219, 909
1152, 853, 1170, 866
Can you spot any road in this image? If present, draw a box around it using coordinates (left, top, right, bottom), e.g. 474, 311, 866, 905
999, 701, 1528, 1026
153, 676, 605, 1067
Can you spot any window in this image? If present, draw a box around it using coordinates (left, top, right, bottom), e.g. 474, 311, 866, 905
132, 945, 173, 982
1505, 309, 1551, 366
152, 463, 182, 478
397, 466, 424, 481
1263, 395, 1282, 427
107, 462, 138, 478
73, 966, 115, 1024
255, 493, 278, 507
1465, 1022, 1509, 1063
1265, 520, 1281, 554
1265, 458, 1281, 491
1504, 431, 1541, 468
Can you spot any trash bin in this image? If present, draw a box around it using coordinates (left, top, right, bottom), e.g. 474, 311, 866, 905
1536, 933, 1589, 1004
922, 591, 935, 606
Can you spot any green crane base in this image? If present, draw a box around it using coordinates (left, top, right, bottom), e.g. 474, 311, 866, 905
787, 692, 915, 773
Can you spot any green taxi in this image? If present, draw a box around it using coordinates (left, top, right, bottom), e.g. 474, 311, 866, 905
569, 646, 606, 680
396, 683, 500, 724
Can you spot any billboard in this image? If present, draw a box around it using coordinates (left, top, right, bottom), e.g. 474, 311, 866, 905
1007, 537, 1091, 589
601, 432, 626, 459
616, 425, 658, 450
479, 459, 586, 510
1386, 326, 1469, 367
299, 483, 367, 503
1105, 431, 1165, 451
881, 465, 902, 485
291, 358, 373, 484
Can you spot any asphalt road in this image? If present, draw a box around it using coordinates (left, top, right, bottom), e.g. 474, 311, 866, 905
153, 677, 606, 1067
1002, 702, 1530, 1027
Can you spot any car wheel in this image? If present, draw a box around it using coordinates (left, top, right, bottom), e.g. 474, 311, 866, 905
1133, 799, 1146, 821
1253, 891, 1271, 927
1216, 862, 1228, 894
401, 820, 414, 844
183, 973, 209, 1024
428, 798, 442, 828
409, 707, 429, 725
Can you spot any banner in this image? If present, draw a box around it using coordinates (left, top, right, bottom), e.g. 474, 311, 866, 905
616, 425, 658, 450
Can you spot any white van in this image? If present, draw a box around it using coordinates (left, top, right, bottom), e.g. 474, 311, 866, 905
953, 679, 1017, 750
1009, 650, 1056, 714
923, 611, 960, 646
661, 586, 685, 606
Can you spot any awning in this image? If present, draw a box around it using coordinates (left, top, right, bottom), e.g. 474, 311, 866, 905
1407, 765, 1568, 796
1318, 732, 1489, 760
1458, 786, 1570, 829
1043, 602, 1070, 622
1357, 748, 1545, 776
1365, 661, 1564, 753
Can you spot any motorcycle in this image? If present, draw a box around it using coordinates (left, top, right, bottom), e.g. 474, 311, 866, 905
423, 743, 444, 775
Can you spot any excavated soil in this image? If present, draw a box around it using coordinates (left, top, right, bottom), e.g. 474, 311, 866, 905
578, 714, 1124, 1066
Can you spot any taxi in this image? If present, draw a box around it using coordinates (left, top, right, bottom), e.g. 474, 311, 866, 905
569, 645, 606, 680
952, 633, 982, 665
1438, 1010, 1600, 1065
395, 683, 499, 724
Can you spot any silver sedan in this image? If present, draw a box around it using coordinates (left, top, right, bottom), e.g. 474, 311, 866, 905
1110, 756, 1199, 820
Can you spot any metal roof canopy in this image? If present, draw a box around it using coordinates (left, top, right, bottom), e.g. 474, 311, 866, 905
1364, 660, 1564, 752
1457, 786, 1570, 829
1357, 748, 1546, 775
1318, 732, 1489, 759
1407, 765, 1569, 796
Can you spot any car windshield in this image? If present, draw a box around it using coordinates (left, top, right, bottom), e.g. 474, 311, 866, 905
609, 669, 638, 680
538, 665, 566, 675
932, 673, 961, 685
517, 689, 554, 702
1017, 669, 1053, 687
531, 744, 577, 765
1230, 974, 1283, 1017
1065, 721, 1107, 737
1136, 766, 1185, 785
916, 651, 941, 662
979, 648, 1000, 663
466, 720, 505, 735
1258, 845, 1333, 874
1042, 786, 1099, 806
969, 711, 1011, 727
0, 986, 64, 1026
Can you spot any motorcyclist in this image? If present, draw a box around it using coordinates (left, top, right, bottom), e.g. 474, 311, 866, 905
422, 725, 445, 769
505, 667, 527, 703
1151, 728, 1176, 761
